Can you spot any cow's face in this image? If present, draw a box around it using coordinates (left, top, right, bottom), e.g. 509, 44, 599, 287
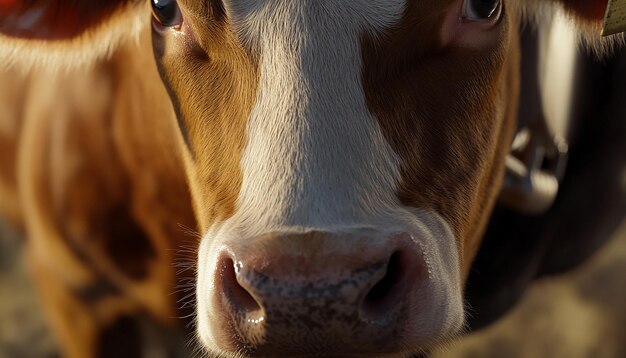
0, 0, 609, 356
151, 0, 517, 355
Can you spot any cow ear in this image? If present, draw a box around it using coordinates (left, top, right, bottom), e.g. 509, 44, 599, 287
538, 0, 621, 56
554, 0, 608, 23
0, 0, 142, 40
0, 0, 147, 69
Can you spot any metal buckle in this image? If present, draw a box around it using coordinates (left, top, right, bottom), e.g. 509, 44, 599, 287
499, 117, 568, 215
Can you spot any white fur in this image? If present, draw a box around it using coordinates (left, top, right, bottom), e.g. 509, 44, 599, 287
226, 0, 407, 233
505, 10, 590, 215
196, 0, 464, 355
539, 10, 578, 140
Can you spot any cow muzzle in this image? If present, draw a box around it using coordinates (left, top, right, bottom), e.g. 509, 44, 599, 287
197, 229, 462, 357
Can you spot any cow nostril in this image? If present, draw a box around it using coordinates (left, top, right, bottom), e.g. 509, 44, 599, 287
221, 257, 262, 314
361, 251, 405, 321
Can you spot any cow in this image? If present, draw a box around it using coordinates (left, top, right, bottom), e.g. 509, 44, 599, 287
0, 0, 618, 357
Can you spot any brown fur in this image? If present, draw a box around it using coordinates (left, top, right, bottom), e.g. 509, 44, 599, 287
557, 0, 608, 22
0, 67, 27, 229
363, 1, 520, 273
151, 0, 259, 232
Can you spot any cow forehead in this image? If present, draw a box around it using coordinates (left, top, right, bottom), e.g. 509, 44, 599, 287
173, 0, 509, 240
196, 0, 408, 234
223, 0, 407, 42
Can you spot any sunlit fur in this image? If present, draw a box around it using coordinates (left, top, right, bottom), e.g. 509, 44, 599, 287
0, 2, 147, 72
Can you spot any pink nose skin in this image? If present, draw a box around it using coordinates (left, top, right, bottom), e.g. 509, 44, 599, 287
212, 232, 428, 356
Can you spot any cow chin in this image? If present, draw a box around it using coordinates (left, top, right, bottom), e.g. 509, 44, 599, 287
195, 208, 464, 357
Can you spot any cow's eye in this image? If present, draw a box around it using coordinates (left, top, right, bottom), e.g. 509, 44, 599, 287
151, 0, 183, 28
462, 0, 501, 20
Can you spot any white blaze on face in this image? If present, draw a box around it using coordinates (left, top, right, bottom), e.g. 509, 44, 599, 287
222, 0, 407, 234
196, 0, 464, 352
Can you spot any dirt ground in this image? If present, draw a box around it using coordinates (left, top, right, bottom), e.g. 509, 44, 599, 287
1, 219, 625, 358
432, 220, 626, 358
